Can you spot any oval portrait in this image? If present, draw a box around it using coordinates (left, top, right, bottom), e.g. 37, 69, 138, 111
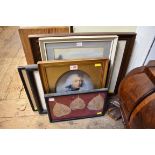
56, 70, 94, 93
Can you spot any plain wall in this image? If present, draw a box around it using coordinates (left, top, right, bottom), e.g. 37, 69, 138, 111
127, 26, 155, 73
144, 38, 155, 65
73, 26, 137, 32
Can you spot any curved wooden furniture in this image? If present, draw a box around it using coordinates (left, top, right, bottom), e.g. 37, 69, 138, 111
118, 60, 155, 128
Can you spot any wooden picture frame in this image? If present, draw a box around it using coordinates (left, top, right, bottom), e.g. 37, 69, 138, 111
25, 65, 47, 114
38, 58, 109, 94
44, 88, 108, 122
18, 26, 71, 64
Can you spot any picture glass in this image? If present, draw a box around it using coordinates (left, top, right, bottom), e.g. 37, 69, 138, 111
46, 90, 107, 122
56, 70, 94, 93
54, 48, 104, 60
38, 58, 109, 93
45, 41, 111, 60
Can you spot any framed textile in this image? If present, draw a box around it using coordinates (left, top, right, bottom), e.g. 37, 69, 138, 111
45, 88, 108, 122
38, 58, 109, 94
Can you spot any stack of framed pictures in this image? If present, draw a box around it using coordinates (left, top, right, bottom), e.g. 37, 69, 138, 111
18, 58, 109, 122
38, 58, 109, 122
18, 34, 128, 122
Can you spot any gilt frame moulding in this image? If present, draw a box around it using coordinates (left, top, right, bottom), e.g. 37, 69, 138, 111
38, 58, 109, 94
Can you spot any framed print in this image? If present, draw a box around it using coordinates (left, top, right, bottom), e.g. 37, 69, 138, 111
18, 66, 38, 111
45, 88, 108, 122
54, 47, 104, 60
38, 58, 109, 94
39, 35, 118, 92
39, 35, 118, 61
25, 65, 47, 114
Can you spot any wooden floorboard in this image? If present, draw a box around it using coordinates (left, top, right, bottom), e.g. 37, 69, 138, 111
0, 26, 124, 128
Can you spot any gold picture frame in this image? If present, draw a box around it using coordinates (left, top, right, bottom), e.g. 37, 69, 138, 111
38, 58, 109, 94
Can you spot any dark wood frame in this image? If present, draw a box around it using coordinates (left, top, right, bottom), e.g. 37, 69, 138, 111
29, 31, 136, 93
18, 26, 71, 64
25, 65, 47, 114
44, 88, 108, 122
18, 66, 38, 111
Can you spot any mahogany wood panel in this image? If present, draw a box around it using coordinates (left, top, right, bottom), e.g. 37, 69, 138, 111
118, 60, 155, 128
18, 27, 70, 64
129, 93, 155, 128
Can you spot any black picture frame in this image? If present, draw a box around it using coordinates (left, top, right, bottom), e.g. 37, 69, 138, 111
18, 66, 38, 111
25, 64, 47, 114
44, 88, 108, 123
18, 65, 47, 114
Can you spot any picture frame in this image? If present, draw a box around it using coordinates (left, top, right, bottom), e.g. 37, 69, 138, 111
25, 65, 47, 114
18, 26, 70, 64
18, 66, 38, 111
39, 35, 118, 92
44, 88, 108, 122
38, 58, 109, 94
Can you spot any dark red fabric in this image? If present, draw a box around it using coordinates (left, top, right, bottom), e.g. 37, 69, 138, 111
48, 92, 107, 121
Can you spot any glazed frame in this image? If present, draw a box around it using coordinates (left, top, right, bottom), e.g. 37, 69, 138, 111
44, 88, 108, 122
38, 58, 109, 94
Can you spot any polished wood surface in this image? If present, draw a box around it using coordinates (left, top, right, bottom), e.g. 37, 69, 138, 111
118, 61, 155, 128
129, 93, 155, 128
18, 26, 70, 64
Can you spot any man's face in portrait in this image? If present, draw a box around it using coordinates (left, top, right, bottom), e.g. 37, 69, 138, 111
71, 75, 83, 89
